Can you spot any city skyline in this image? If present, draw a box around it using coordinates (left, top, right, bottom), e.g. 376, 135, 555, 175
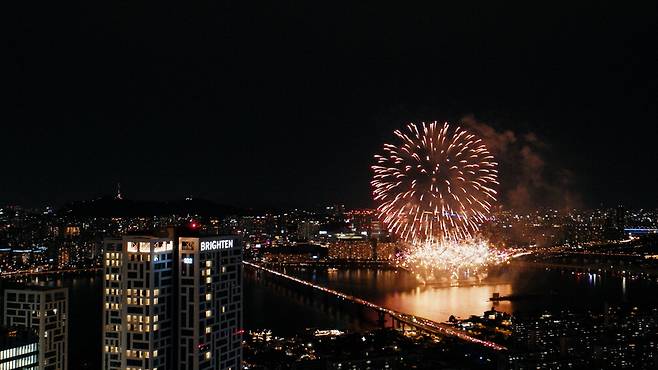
1, 194, 657, 369
4, 2, 658, 369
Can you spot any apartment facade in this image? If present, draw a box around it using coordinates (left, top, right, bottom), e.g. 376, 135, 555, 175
3, 287, 68, 370
178, 237, 242, 370
102, 236, 174, 370
0, 326, 39, 370
102, 234, 242, 370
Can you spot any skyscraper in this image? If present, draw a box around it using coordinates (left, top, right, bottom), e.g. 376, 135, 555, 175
616, 205, 626, 236
3, 286, 68, 370
102, 234, 242, 370
178, 237, 242, 370
102, 236, 175, 370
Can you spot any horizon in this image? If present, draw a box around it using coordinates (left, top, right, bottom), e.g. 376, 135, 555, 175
1, 192, 651, 214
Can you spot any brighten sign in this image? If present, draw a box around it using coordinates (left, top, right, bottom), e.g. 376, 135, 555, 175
200, 239, 234, 252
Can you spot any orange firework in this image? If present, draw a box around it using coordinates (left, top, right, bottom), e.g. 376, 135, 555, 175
372, 121, 498, 244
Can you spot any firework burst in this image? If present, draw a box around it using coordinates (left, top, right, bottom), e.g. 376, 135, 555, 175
398, 238, 511, 283
372, 121, 499, 245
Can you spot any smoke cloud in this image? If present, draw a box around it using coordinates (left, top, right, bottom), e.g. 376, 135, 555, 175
461, 115, 581, 212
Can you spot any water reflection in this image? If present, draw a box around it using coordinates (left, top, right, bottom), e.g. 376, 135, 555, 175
381, 283, 513, 321
321, 268, 512, 320
285, 265, 658, 323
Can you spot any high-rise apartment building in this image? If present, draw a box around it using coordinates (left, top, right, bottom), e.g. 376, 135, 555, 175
178, 237, 242, 370
102, 236, 175, 370
3, 287, 68, 370
102, 235, 242, 370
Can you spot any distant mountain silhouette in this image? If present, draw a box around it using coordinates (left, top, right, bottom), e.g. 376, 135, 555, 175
59, 197, 242, 218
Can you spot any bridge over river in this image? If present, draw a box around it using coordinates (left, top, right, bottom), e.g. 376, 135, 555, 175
243, 261, 507, 351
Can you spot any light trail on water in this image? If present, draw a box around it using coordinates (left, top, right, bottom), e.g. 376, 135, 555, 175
244, 261, 507, 351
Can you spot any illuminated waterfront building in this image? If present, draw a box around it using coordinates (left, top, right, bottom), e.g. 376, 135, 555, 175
327, 239, 398, 261
0, 327, 39, 370
261, 244, 328, 263
102, 235, 242, 370
3, 287, 68, 370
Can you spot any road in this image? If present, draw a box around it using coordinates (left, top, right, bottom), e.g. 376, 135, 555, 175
0, 267, 102, 277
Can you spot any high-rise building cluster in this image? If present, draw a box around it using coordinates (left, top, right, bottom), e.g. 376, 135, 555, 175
102, 234, 243, 370
506, 306, 658, 369
326, 240, 398, 261
3, 200, 655, 275
485, 207, 657, 249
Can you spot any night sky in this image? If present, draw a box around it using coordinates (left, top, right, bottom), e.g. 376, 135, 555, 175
5, 2, 657, 209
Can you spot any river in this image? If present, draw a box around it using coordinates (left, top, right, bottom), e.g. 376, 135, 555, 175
3, 264, 658, 369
